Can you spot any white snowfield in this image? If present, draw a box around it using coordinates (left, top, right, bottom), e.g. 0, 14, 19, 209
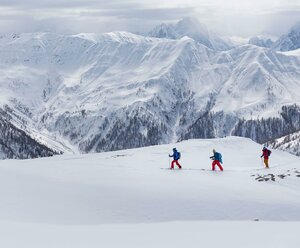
0, 137, 299, 247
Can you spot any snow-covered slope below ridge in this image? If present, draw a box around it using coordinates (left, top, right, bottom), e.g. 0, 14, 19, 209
213, 46, 300, 116
268, 130, 300, 156
0, 137, 300, 247
1, 31, 300, 156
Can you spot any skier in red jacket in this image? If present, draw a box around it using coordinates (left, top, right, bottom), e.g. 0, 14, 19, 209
261, 147, 271, 168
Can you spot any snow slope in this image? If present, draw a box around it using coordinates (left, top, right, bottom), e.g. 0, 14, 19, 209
0, 137, 299, 247
268, 130, 300, 156
213, 45, 300, 117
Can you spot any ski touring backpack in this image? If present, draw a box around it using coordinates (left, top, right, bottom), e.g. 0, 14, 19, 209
215, 152, 223, 163
174, 151, 181, 160
267, 149, 271, 156
178, 152, 181, 160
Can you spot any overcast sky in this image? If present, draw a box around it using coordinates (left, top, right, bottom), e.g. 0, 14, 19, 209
0, 0, 299, 37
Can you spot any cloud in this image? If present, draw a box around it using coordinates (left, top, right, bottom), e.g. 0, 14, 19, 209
86, 7, 195, 21
0, 1, 195, 34
262, 8, 300, 36
191, 2, 300, 37
0, 0, 118, 9
0, 0, 299, 37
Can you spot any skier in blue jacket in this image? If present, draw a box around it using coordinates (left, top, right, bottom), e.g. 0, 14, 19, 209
210, 149, 223, 171
169, 148, 182, 169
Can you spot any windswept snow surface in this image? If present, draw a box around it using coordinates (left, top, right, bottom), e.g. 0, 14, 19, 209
0, 137, 299, 247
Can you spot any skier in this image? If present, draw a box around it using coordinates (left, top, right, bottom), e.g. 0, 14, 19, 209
169, 148, 182, 169
260, 147, 271, 168
210, 149, 223, 171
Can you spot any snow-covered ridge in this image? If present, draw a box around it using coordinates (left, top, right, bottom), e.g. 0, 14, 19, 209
248, 35, 275, 48
277, 48, 300, 56
148, 17, 232, 51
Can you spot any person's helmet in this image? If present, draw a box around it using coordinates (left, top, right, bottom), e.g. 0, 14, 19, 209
173, 148, 177, 151
212, 149, 216, 153
263, 146, 266, 150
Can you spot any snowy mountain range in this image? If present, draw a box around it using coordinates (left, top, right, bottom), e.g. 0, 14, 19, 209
1, 17, 300, 159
